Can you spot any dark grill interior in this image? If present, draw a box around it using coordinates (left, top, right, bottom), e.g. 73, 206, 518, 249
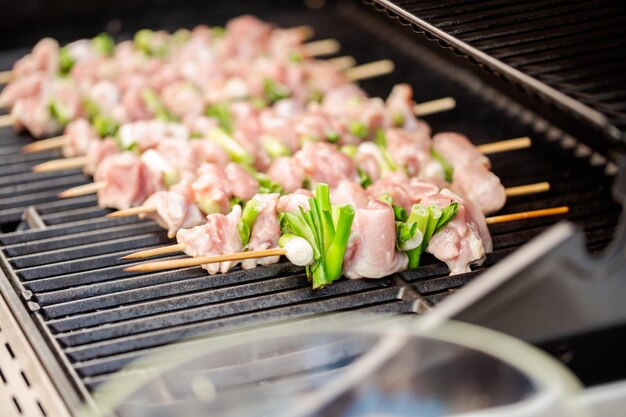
0, 0, 622, 404
369, 0, 626, 148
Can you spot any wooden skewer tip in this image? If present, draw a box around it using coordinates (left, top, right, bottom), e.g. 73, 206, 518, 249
106, 206, 156, 218
120, 243, 186, 260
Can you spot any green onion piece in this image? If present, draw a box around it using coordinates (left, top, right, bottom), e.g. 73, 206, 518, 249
141, 89, 177, 122
197, 198, 222, 215
263, 79, 290, 104
392, 112, 405, 127
288, 52, 304, 63
82, 98, 100, 121
163, 170, 179, 188
310, 89, 323, 103
92, 33, 115, 56
323, 204, 355, 283
279, 234, 314, 266
423, 205, 443, 251
207, 128, 254, 166
348, 121, 368, 139
48, 100, 70, 126
395, 221, 422, 251
205, 102, 233, 134
93, 116, 119, 138
430, 147, 454, 183
255, 172, 284, 194
250, 97, 267, 109
58, 47, 74, 76
325, 130, 341, 143
238, 199, 262, 246
393, 205, 407, 222
211, 26, 226, 38
357, 167, 372, 189
435, 202, 459, 234
406, 204, 430, 269
316, 183, 335, 246
262, 137, 291, 159
340, 144, 358, 159
172, 29, 191, 44
374, 128, 387, 147
134, 29, 154, 55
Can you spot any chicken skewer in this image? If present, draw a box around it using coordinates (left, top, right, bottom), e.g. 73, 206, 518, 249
23, 93, 458, 155
121, 184, 569, 290
107, 180, 550, 220
0, 57, 395, 134
122, 206, 568, 261
0, 25, 316, 85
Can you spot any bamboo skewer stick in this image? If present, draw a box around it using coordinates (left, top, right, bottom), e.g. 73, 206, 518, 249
122, 243, 186, 259
57, 181, 106, 198
303, 39, 341, 57
22, 135, 67, 153
32, 156, 88, 172
343, 59, 394, 82
121, 204, 569, 261
0, 114, 13, 128
106, 205, 157, 218
413, 97, 456, 117
504, 182, 550, 197
477, 137, 531, 154
124, 248, 287, 272
0, 70, 12, 84
291, 25, 315, 41
485, 206, 569, 225
327, 56, 357, 71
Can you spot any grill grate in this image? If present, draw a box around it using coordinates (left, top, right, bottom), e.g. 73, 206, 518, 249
0, 0, 622, 405
369, 0, 626, 148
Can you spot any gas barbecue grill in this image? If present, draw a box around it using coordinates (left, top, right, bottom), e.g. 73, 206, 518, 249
0, 0, 625, 416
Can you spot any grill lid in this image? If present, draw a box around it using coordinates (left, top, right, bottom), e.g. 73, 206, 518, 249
368, 0, 626, 150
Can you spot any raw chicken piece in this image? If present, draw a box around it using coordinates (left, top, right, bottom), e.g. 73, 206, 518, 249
420, 190, 486, 275
190, 140, 232, 167
12, 38, 59, 78
156, 138, 200, 178
385, 127, 431, 177
432, 132, 490, 169
191, 163, 232, 214
224, 163, 259, 201
161, 82, 204, 119
368, 172, 439, 212
177, 205, 243, 275
84, 138, 118, 175
140, 180, 205, 238
121, 87, 154, 122
331, 181, 371, 210
294, 142, 358, 187
242, 193, 281, 269
453, 163, 506, 215
182, 115, 219, 136
62, 119, 98, 158
267, 157, 305, 193
343, 200, 408, 279
277, 189, 313, 213
223, 15, 273, 61
95, 152, 161, 210
117, 120, 189, 151
433, 133, 505, 213
322, 83, 367, 115
385, 83, 422, 133
0, 73, 45, 108
11, 96, 59, 138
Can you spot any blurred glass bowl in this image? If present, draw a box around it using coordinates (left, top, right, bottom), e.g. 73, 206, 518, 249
83, 316, 587, 417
